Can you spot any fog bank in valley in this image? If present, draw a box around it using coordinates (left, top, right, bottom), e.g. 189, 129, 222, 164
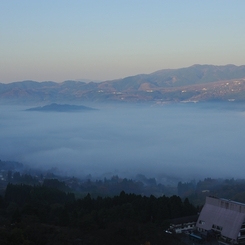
1, 103, 245, 183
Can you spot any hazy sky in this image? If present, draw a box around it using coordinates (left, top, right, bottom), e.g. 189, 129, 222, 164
1, 0, 245, 83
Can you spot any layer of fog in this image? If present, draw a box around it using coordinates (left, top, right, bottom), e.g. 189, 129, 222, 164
1, 102, 245, 183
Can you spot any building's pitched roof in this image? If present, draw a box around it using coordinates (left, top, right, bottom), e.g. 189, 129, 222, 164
196, 196, 245, 240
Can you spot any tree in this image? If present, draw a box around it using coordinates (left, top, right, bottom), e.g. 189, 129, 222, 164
7, 170, 12, 182
11, 208, 21, 223
13, 172, 21, 182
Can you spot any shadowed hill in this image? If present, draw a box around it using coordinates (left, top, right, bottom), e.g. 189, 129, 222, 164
25, 103, 96, 112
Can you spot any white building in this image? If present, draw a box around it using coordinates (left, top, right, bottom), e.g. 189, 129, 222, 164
196, 196, 245, 244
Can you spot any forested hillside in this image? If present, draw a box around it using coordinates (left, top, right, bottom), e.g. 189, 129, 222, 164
0, 183, 197, 245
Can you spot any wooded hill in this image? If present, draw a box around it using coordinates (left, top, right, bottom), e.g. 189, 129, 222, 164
0, 183, 197, 245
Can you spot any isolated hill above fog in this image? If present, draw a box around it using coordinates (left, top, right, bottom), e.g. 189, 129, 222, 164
1, 64, 245, 103
25, 103, 96, 112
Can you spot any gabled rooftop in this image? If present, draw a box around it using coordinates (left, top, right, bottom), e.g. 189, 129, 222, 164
196, 196, 245, 240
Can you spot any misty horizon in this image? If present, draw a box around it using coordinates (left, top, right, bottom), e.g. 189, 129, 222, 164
1, 102, 245, 183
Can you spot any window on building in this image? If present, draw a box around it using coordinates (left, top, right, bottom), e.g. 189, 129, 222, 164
212, 224, 223, 231
199, 220, 205, 225
241, 222, 245, 229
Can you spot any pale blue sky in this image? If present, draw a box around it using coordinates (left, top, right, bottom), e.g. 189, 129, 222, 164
1, 0, 245, 83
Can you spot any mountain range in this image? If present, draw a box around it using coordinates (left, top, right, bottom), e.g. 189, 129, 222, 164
1, 64, 245, 104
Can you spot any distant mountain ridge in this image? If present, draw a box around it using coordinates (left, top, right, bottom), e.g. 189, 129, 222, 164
1, 64, 245, 103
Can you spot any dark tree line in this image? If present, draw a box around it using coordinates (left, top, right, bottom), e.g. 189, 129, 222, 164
3, 183, 196, 226
0, 183, 197, 245
177, 178, 245, 207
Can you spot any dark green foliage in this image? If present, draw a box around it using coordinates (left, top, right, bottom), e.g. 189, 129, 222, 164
5, 183, 75, 206
178, 181, 196, 197
7, 171, 12, 182
5, 184, 32, 207
11, 208, 21, 223
0, 195, 5, 208
187, 178, 245, 207
0, 160, 23, 171
13, 172, 21, 182
42, 178, 71, 192
11, 172, 39, 185
74, 175, 170, 198
0, 183, 197, 244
